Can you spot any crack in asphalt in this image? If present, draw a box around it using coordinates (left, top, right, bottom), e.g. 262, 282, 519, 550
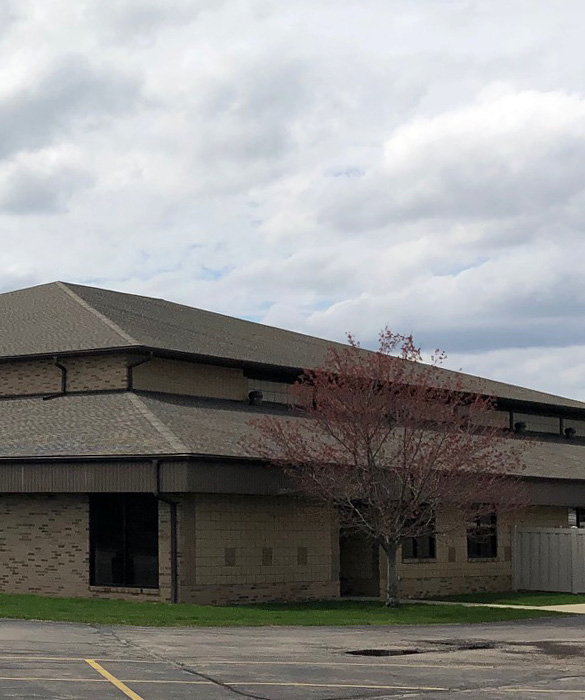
92, 625, 272, 700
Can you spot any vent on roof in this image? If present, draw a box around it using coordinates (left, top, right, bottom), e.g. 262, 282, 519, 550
248, 390, 263, 406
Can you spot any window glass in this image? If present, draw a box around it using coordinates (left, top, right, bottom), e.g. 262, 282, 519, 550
90, 494, 159, 588
402, 533, 436, 560
467, 513, 497, 559
513, 413, 560, 435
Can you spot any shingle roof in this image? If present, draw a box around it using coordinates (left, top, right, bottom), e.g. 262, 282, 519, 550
0, 281, 583, 410
0, 391, 583, 482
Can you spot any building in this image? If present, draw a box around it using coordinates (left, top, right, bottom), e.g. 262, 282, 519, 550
0, 281, 584, 603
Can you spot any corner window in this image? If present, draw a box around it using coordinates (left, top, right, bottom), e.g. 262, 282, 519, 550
90, 494, 159, 588
467, 513, 497, 559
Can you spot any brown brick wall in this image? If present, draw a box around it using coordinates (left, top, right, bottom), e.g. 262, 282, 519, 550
0, 494, 569, 604
0, 494, 89, 596
63, 355, 128, 392
0, 359, 61, 396
133, 358, 247, 400
178, 494, 338, 603
0, 355, 129, 397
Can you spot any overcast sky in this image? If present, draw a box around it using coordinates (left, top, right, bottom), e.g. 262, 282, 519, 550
1, 1, 584, 399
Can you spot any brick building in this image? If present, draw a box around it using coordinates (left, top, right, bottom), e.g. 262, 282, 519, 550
0, 281, 584, 603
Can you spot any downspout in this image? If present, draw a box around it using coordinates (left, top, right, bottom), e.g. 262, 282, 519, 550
153, 459, 178, 604
127, 352, 153, 391
42, 356, 68, 400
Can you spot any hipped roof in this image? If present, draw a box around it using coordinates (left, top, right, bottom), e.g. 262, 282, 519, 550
0, 281, 583, 410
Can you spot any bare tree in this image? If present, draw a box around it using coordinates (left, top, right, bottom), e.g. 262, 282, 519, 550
251, 330, 526, 606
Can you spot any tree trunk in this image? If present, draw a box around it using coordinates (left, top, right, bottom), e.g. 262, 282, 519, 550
381, 540, 400, 607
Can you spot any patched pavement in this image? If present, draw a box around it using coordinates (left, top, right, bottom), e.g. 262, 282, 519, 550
0, 615, 585, 699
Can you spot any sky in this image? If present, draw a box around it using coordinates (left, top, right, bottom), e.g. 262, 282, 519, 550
1, 0, 584, 400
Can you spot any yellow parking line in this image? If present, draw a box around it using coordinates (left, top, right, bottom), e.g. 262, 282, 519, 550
85, 660, 146, 700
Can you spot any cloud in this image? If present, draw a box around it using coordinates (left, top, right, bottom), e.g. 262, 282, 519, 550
0, 0, 584, 400
0, 151, 93, 214
0, 55, 143, 159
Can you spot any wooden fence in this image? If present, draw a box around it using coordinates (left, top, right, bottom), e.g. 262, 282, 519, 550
513, 527, 585, 593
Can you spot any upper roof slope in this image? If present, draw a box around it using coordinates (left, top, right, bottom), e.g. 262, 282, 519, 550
0, 281, 583, 410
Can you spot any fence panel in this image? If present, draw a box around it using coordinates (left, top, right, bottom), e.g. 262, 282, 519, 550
513, 528, 585, 593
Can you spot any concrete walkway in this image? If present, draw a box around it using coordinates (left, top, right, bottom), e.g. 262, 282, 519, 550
407, 598, 585, 614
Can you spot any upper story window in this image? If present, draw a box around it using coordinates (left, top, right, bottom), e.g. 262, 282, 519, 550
247, 378, 292, 405
512, 412, 560, 435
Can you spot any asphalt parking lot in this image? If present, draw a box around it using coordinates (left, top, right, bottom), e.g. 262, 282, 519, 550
0, 615, 585, 699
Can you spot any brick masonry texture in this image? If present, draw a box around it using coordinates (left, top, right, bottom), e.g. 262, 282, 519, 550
0, 355, 129, 397
0, 494, 89, 597
63, 355, 128, 392
0, 359, 61, 396
0, 493, 571, 604
391, 505, 568, 599
177, 494, 339, 604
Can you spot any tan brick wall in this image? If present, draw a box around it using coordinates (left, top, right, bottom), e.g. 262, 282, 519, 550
133, 358, 248, 400
63, 355, 128, 392
389, 505, 569, 599
0, 494, 89, 597
178, 494, 338, 603
0, 359, 61, 396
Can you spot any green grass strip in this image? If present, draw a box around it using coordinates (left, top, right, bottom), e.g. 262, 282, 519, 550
0, 594, 563, 627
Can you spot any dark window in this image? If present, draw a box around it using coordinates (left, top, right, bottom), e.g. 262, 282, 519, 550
467, 513, 498, 559
90, 494, 158, 588
297, 546, 308, 565
224, 547, 236, 567
577, 508, 585, 528
402, 533, 436, 560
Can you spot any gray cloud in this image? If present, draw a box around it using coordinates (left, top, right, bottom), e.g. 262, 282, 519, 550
0, 55, 142, 159
0, 0, 584, 401
0, 162, 93, 214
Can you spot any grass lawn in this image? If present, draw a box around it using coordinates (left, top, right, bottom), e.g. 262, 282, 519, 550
429, 591, 585, 606
0, 594, 562, 627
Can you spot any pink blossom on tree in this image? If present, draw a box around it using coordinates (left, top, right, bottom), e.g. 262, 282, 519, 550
251, 329, 527, 607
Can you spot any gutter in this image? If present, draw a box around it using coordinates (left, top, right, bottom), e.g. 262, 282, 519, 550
153, 458, 178, 604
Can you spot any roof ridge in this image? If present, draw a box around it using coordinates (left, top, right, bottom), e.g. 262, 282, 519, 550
127, 393, 190, 453
56, 281, 138, 345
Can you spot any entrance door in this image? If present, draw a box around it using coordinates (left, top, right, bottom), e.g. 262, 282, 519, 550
339, 531, 380, 597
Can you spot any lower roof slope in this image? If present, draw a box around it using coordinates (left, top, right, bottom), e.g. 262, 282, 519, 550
0, 391, 582, 482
